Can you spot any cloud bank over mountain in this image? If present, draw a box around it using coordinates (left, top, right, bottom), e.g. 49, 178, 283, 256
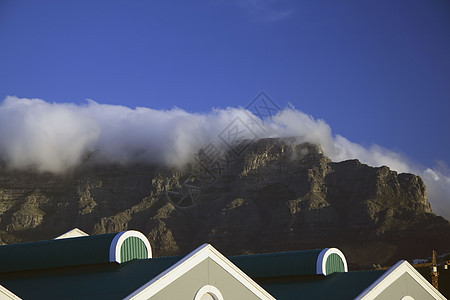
0, 96, 448, 219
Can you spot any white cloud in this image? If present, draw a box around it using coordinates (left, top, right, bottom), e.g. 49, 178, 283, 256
422, 168, 450, 220
0, 96, 448, 220
0, 97, 100, 172
425, 168, 440, 181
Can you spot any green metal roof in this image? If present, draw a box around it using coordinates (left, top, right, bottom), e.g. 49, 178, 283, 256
230, 249, 324, 278
0, 254, 384, 300
0, 257, 182, 300
0, 234, 358, 299
0, 233, 118, 273
259, 270, 386, 300
0, 231, 152, 273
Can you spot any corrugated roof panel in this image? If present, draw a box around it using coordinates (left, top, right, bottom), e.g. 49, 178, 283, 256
0, 257, 384, 300
0, 233, 117, 273
230, 249, 323, 278
260, 270, 386, 300
0, 257, 183, 300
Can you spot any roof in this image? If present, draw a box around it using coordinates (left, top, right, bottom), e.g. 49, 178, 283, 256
12, 231, 443, 300
355, 260, 446, 300
0, 257, 181, 300
230, 249, 322, 278
0, 245, 275, 300
0, 284, 21, 300
0, 230, 151, 273
54, 228, 89, 239
0, 236, 350, 299
125, 244, 275, 300
0, 231, 443, 300
258, 270, 386, 300
229, 248, 347, 278
0, 233, 117, 273
227, 248, 380, 300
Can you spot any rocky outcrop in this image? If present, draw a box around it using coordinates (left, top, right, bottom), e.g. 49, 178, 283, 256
0, 138, 448, 267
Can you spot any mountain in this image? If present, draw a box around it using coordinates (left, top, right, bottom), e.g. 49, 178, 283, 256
0, 138, 448, 267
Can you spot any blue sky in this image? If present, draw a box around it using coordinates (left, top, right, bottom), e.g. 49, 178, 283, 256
0, 0, 449, 169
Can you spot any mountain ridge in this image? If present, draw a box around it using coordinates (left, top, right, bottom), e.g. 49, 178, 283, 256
0, 138, 448, 267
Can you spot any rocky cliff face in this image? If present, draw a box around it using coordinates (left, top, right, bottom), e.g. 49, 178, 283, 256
0, 138, 448, 267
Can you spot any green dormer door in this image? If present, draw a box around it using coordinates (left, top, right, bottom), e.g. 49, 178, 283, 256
325, 253, 345, 274
120, 236, 148, 262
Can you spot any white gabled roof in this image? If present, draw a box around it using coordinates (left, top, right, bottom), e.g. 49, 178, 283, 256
54, 228, 89, 240
355, 260, 446, 300
0, 284, 21, 300
124, 244, 275, 300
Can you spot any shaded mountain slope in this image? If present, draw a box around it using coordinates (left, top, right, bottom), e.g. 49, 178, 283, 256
0, 138, 448, 267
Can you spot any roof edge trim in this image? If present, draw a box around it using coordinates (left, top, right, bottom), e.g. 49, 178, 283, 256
0, 284, 22, 300
316, 248, 348, 275
355, 260, 446, 300
124, 243, 275, 300
109, 230, 152, 263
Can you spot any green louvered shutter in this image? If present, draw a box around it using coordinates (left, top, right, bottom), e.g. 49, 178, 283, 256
325, 253, 345, 275
120, 237, 148, 262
